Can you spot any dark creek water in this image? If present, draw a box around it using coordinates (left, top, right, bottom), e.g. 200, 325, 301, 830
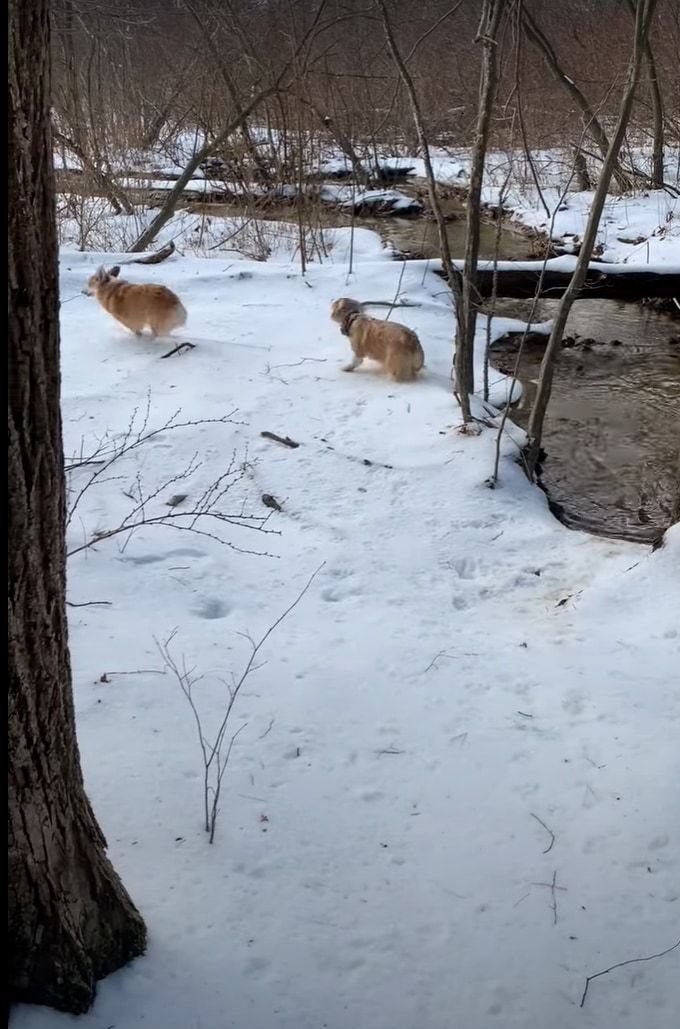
188, 187, 680, 544
491, 300, 679, 544
189, 190, 537, 261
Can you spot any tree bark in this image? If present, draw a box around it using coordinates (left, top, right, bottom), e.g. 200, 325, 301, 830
523, 0, 660, 477
8, 0, 146, 1014
572, 144, 592, 191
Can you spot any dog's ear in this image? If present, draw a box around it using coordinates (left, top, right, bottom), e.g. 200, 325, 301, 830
108, 265, 121, 278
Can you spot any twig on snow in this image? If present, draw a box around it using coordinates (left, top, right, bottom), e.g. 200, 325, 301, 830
530, 812, 556, 853
580, 938, 680, 1008
421, 649, 457, 674
257, 718, 275, 740
531, 871, 566, 925
161, 341, 197, 359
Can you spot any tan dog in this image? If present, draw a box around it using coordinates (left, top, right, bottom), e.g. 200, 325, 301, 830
330, 298, 424, 382
83, 266, 187, 337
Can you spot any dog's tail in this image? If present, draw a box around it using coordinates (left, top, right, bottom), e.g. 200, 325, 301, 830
176, 301, 188, 328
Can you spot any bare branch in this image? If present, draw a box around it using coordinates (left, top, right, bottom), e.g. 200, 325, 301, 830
580, 938, 680, 1008
158, 563, 325, 842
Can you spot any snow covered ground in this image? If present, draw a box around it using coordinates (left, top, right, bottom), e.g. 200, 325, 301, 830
58, 135, 679, 265
16, 183, 680, 1027
405, 147, 680, 266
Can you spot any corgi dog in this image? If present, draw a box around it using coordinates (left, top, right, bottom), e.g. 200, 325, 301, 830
330, 298, 424, 382
83, 266, 187, 337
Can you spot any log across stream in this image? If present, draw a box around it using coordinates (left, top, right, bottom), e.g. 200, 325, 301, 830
441, 258, 680, 301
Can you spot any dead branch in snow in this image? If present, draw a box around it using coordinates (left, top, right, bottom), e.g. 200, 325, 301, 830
160, 341, 196, 359
260, 431, 301, 448
128, 241, 176, 265
530, 812, 556, 854
531, 870, 566, 925
580, 938, 680, 1008
65, 394, 274, 557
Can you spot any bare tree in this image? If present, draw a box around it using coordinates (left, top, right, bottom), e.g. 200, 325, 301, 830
523, 0, 660, 476
521, 4, 633, 191
375, 0, 467, 410
53, 0, 135, 214
9, 0, 146, 1013
183, 0, 273, 183
128, 0, 332, 253
623, 0, 665, 187
455, 0, 507, 419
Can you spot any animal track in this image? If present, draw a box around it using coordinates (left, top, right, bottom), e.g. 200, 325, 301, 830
121, 553, 165, 566
320, 567, 363, 603
191, 597, 230, 620
120, 547, 206, 567
452, 556, 478, 580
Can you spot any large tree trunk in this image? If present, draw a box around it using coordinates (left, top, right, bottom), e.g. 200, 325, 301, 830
8, 0, 146, 1014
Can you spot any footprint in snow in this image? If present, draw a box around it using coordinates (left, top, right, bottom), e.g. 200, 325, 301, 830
191, 597, 230, 620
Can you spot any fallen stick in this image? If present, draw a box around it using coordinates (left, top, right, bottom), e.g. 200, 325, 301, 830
260, 431, 300, 449
161, 341, 196, 359
361, 300, 422, 309
580, 938, 680, 1008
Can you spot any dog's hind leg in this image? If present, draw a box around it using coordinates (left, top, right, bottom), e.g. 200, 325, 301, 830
342, 355, 364, 372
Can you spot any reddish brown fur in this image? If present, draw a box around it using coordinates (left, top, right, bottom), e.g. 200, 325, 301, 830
84, 266, 187, 337
330, 298, 425, 382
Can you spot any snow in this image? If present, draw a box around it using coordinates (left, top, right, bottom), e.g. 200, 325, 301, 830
15, 157, 680, 1028
115, 175, 424, 217
317, 155, 417, 179
500, 189, 680, 266
320, 184, 423, 215
403, 146, 680, 266
118, 176, 235, 194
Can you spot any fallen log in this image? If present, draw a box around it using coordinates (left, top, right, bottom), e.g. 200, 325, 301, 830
130, 241, 176, 265
437, 257, 680, 300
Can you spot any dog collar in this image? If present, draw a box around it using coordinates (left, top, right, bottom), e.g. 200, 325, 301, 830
341, 311, 360, 336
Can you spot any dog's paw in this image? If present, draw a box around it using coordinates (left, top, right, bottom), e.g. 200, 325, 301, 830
342, 364, 355, 373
